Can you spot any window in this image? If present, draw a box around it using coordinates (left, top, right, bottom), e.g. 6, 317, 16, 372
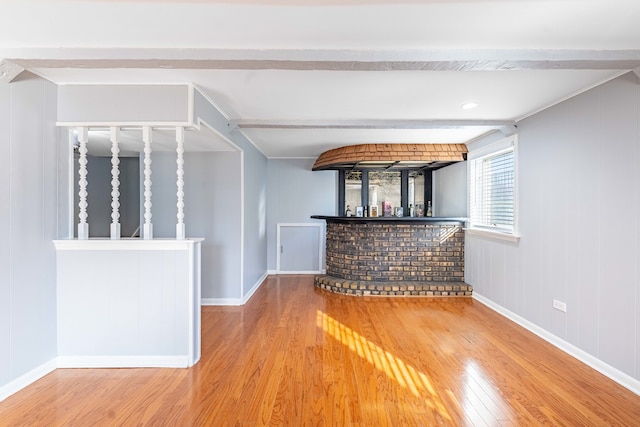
338, 169, 433, 217
469, 136, 517, 234
368, 170, 401, 210
344, 171, 362, 214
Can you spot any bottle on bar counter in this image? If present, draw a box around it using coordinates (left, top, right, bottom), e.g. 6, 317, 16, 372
426, 201, 433, 217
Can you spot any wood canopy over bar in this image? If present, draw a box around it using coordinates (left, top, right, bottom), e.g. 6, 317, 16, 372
312, 143, 468, 171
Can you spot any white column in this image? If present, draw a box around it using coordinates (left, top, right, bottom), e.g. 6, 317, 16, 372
143, 126, 153, 239
110, 126, 121, 240
176, 126, 186, 240
77, 127, 89, 240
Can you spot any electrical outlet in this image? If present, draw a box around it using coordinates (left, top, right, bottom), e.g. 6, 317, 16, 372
553, 299, 567, 313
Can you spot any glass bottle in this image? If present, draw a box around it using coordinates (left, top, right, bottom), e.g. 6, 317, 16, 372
426, 201, 432, 217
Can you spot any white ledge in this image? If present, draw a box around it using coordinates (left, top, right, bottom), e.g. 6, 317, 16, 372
464, 228, 520, 245
53, 238, 204, 251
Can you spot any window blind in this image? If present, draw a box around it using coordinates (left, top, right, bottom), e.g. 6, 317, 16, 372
470, 148, 515, 232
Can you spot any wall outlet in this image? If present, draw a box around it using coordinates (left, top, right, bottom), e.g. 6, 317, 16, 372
553, 299, 567, 313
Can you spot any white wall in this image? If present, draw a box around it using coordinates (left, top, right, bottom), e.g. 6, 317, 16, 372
465, 72, 640, 386
0, 73, 59, 390
58, 85, 190, 123
266, 159, 337, 271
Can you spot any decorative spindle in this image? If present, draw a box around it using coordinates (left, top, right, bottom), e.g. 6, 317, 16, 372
176, 127, 186, 239
77, 127, 89, 240
143, 126, 153, 239
110, 126, 121, 240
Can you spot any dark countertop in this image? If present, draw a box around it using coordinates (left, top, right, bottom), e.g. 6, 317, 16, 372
311, 215, 467, 225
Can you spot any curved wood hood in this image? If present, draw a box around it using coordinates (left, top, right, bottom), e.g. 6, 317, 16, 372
312, 143, 467, 170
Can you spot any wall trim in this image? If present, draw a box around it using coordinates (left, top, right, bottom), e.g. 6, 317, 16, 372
473, 293, 640, 397
201, 297, 242, 306
276, 270, 323, 275
0, 359, 57, 402
243, 272, 268, 304
201, 272, 268, 306
56, 356, 190, 369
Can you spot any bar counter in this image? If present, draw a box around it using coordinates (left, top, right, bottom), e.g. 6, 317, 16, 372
311, 215, 471, 296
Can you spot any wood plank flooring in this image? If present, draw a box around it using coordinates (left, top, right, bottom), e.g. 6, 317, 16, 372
1, 274, 640, 426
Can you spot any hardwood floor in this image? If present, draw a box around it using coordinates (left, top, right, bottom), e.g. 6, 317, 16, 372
1, 275, 640, 426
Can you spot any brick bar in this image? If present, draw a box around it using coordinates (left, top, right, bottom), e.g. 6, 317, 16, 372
313, 218, 472, 297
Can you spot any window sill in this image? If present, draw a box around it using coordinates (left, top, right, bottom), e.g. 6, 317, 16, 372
464, 227, 521, 245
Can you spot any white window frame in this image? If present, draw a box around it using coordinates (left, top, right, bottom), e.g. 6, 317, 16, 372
466, 135, 520, 244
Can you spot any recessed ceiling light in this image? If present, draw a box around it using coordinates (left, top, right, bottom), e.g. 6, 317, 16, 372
461, 102, 478, 110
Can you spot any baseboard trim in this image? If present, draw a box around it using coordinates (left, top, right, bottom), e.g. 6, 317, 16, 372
56, 355, 190, 369
473, 293, 640, 396
201, 272, 268, 306
243, 272, 268, 304
0, 359, 57, 402
201, 297, 242, 306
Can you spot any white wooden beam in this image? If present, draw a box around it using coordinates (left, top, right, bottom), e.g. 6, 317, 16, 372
6, 48, 640, 71
229, 119, 515, 131
0, 59, 24, 83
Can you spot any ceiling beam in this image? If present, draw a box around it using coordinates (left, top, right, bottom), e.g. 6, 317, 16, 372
0, 59, 24, 83
229, 119, 515, 131
5, 48, 640, 72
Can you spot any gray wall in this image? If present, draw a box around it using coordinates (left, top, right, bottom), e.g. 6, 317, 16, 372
243, 143, 268, 297
433, 161, 467, 217
73, 155, 139, 238
465, 72, 640, 382
149, 151, 242, 300
266, 159, 337, 271
0, 73, 59, 389
193, 89, 269, 299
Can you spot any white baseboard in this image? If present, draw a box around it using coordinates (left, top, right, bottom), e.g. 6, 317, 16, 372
473, 293, 640, 396
201, 297, 242, 306
201, 272, 268, 306
268, 270, 325, 275
275, 270, 322, 275
56, 355, 189, 369
243, 272, 268, 304
0, 359, 57, 402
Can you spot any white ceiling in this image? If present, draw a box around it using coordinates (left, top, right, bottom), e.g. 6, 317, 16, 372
2, 0, 640, 159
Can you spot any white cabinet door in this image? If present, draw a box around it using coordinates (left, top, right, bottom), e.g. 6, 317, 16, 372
277, 223, 323, 274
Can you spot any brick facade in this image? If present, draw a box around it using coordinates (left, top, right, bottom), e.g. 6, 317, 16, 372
325, 222, 464, 282
315, 220, 472, 297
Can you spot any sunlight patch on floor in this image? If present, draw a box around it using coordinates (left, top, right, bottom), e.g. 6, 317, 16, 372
317, 310, 452, 421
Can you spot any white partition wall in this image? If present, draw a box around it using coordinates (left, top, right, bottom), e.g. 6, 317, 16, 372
54, 239, 202, 368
